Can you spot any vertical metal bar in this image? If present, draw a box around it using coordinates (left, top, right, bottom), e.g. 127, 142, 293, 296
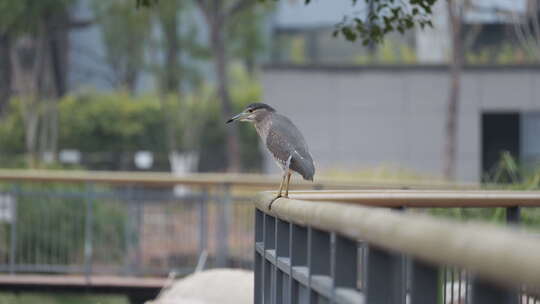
198, 188, 209, 257
308, 228, 331, 276
360, 242, 367, 291
465, 272, 470, 304
263, 215, 276, 304
9, 185, 19, 274
290, 224, 308, 304
443, 266, 447, 304
506, 207, 522, 303
308, 228, 330, 303
276, 219, 290, 304
506, 207, 520, 224
255, 209, 264, 304
331, 235, 358, 299
262, 214, 268, 304
451, 267, 455, 304
410, 259, 439, 304
366, 246, 405, 304
472, 279, 519, 304
83, 182, 94, 281
459, 270, 463, 304
216, 184, 231, 267
135, 193, 143, 275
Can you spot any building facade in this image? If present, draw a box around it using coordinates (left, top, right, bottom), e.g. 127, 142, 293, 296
261, 65, 540, 181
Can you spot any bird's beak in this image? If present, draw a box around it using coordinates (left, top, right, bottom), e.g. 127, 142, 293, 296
226, 112, 248, 124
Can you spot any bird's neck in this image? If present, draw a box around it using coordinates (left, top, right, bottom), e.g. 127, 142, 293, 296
254, 114, 272, 140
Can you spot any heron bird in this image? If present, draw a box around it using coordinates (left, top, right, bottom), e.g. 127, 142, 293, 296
227, 103, 315, 209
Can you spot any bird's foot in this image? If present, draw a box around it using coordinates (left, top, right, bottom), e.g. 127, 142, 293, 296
269, 194, 283, 210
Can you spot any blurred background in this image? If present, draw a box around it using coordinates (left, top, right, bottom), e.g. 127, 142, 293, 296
0, 0, 538, 182
0, 0, 540, 303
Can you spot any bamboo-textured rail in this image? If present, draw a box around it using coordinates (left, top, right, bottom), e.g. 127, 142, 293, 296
0, 169, 476, 190
287, 190, 540, 207
0, 171, 475, 281
254, 191, 540, 304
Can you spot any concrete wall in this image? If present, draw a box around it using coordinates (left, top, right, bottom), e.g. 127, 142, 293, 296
261, 66, 540, 182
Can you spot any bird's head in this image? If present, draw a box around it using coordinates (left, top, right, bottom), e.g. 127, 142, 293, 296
226, 102, 275, 124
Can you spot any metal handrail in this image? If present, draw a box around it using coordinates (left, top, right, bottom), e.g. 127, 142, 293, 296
254, 192, 540, 304
0, 169, 477, 190
287, 189, 540, 207
257, 193, 540, 288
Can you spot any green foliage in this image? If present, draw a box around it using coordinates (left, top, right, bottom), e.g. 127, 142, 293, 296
58, 91, 165, 153
353, 39, 417, 64
150, 0, 208, 92
92, 0, 152, 89
136, 0, 158, 8
465, 43, 535, 65
0, 292, 127, 304
0, 0, 73, 35
227, 1, 275, 69
1, 183, 127, 266
0, 68, 264, 171
289, 37, 307, 64
142, 0, 436, 45
432, 152, 540, 229
330, 0, 435, 44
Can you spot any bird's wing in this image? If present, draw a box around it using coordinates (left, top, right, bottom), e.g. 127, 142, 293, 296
266, 114, 315, 180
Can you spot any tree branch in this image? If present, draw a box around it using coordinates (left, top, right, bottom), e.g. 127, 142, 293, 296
195, 0, 212, 22
227, 0, 255, 18
68, 18, 95, 29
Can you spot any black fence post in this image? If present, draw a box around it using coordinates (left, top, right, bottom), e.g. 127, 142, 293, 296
366, 246, 405, 304
263, 215, 276, 304
275, 218, 290, 304
308, 227, 331, 302
331, 235, 358, 302
290, 224, 308, 304
8, 184, 19, 274
410, 260, 439, 304
84, 182, 95, 282
198, 188, 209, 259
254, 209, 264, 304
216, 184, 231, 267
472, 279, 519, 304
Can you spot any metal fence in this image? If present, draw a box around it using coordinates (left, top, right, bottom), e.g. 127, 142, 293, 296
1, 169, 450, 278
255, 191, 540, 304
0, 183, 257, 277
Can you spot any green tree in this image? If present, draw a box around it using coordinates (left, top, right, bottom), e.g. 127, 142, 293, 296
227, 3, 273, 75
150, 0, 208, 159
0, 0, 79, 166
194, 0, 274, 172
93, 0, 152, 92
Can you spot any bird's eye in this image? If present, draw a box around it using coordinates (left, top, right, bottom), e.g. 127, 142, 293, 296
247, 109, 253, 113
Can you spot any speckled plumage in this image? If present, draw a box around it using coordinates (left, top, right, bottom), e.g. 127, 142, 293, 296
255, 112, 315, 181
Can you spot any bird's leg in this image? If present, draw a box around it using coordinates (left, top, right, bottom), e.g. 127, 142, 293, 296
277, 173, 286, 198
283, 155, 293, 198
269, 155, 293, 210
284, 171, 292, 198
269, 173, 286, 210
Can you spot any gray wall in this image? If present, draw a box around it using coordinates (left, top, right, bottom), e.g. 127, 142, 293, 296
261, 66, 540, 182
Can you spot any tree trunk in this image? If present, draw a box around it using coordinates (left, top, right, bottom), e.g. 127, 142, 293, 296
0, 34, 11, 116
158, 11, 181, 168
211, 21, 241, 172
43, 10, 70, 162
162, 16, 180, 93
444, 0, 463, 180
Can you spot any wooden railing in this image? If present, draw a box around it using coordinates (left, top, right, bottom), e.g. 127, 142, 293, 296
254, 191, 540, 304
0, 169, 476, 190
0, 170, 473, 278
